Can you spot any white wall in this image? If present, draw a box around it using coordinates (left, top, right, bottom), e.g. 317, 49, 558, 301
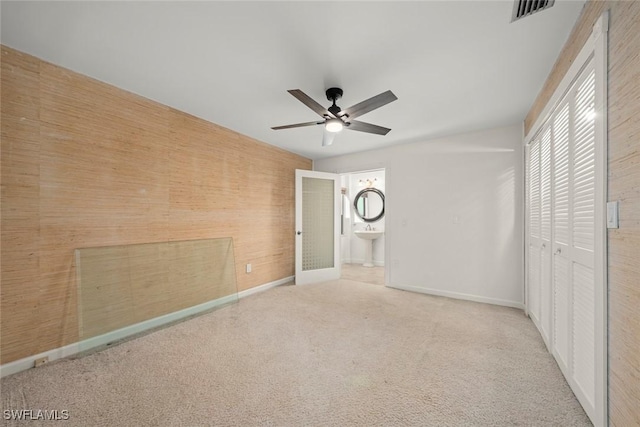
314, 124, 523, 308
342, 170, 385, 266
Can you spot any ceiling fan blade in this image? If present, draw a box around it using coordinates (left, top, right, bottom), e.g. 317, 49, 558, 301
342, 90, 397, 120
347, 120, 391, 135
271, 121, 323, 130
288, 89, 334, 118
322, 130, 337, 147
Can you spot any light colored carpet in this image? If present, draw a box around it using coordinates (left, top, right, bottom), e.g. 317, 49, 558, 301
1, 280, 591, 426
341, 263, 385, 286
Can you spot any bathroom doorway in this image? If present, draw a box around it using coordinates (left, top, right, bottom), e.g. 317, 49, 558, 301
339, 169, 385, 286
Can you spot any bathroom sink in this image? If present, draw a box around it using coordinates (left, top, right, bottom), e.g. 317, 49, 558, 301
354, 230, 384, 240
354, 230, 383, 267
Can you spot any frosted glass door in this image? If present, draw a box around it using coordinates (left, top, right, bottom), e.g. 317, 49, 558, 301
295, 170, 340, 285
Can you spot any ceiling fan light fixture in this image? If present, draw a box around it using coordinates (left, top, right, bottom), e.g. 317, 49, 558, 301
272, 88, 397, 146
325, 119, 343, 133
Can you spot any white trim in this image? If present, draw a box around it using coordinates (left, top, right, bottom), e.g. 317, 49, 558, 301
593, 10, 609, 427
236, 276, 293, 299
0, 343, 82, 380
346, 259, 385, 267
386, 283, 525, 310
319, 166, 386, 176
383, 167, 391, 287
0, 276, 292, 378
529, 309, 552, 350
523, 143, 530, 318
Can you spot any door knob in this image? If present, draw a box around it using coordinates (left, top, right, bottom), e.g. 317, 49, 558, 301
296, 231, 302, 235
541, 243, 546, 249
555, 248, 562, 255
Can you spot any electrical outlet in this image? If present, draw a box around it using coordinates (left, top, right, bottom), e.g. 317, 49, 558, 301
246, 263, 252, 273
34, 357, 48, 368
607, 201, 619, 229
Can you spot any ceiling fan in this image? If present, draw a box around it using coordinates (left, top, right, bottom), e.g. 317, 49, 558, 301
271, 87, 397, 147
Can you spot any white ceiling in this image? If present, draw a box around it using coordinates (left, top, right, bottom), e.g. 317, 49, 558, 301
1, 1, 585, 160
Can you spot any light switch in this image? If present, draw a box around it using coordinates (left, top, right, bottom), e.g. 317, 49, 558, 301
607, 201, 619, 229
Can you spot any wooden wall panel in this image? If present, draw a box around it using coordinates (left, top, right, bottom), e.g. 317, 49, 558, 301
607, 2, 640, 425
524, 2, 640, 425
0, 45, 311, 364
166, 111, 305, 291
34, 60, 173, 355
1, 48, 42, 363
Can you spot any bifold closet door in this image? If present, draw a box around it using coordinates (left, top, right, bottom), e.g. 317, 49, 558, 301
526, 17, 606, 422
539, 127, 552, 342
551, 63, 598, 412
570, 67, 597, 406
527, 139, 541, 327
527, 132, 552, 345
552, 101, 571, 371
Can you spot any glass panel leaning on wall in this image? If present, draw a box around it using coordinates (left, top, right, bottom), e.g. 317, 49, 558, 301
75, 238, 238, 350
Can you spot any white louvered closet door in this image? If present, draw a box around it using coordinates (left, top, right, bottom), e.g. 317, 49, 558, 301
527, 129, 552, 345
527, 138, 541, 326
569, 65, 597, 408
539, 126, 552, 342
548, 59, 598, 417
552, 101, 571, 371
526, 15, 607, 425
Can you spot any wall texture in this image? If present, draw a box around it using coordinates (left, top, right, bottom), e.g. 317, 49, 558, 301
524, 2, 640, 425
315, 125, 523, 308
1, 45, 311, 364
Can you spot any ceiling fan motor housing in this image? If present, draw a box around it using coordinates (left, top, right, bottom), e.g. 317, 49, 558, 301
326, 88, 344, 117
326, 87, 343, 102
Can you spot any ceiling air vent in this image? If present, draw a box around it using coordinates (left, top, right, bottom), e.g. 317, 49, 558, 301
511, 0, 555, 22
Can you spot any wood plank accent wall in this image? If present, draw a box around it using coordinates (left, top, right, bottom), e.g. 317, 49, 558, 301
1, 45, 312, 364
524, 2, 640, 425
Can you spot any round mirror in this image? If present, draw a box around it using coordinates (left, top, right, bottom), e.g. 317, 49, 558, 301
353, 188, 385, 223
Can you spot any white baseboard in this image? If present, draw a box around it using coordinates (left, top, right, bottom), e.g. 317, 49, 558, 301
386, 283, 524, 310
0, 276, 293, 378
528, 311, 552, 352
0, 343, 82, 380
345, 259, 385, 267
237, 276, 293, 299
